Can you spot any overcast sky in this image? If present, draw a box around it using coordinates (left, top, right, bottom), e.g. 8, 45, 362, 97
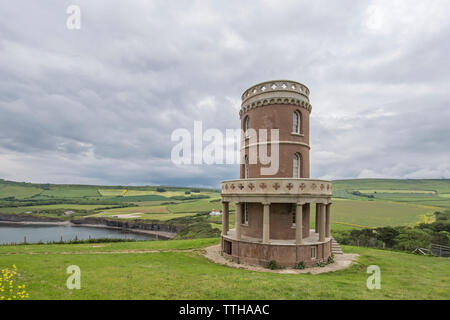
0, 0, 449, 188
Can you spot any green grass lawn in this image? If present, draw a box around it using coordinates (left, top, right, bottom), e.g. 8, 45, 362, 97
0, 238, 448, 300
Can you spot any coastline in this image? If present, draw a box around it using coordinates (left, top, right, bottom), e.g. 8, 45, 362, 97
0, 216, 177, 240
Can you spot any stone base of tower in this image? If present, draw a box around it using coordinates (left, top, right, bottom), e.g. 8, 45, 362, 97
221, 230, 332, 268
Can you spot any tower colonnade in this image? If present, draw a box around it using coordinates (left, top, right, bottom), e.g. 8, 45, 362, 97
220, 178, 332, 267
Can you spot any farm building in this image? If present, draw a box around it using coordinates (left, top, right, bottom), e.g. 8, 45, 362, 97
209, 209, 221, 216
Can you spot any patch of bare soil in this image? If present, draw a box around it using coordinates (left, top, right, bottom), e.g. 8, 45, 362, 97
203, 244, 359, 274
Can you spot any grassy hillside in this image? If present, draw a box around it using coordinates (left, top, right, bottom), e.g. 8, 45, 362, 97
0, 238, 448, 300
1, 178, 449, 228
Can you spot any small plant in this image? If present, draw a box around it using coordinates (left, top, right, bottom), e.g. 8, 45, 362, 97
0, 265, 29, 300
315, 261, 326, 267
295, 261, 305, 269
327, 256, 334, 264
266, 260, 279, 270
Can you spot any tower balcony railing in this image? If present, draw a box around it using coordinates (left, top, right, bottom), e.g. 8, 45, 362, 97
221, 178, 332, 196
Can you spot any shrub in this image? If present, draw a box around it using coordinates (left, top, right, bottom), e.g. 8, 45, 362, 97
266, 260, 279, 270
295, 261, 305, 269
173, 222, 220, 240
156, 187, 166, 192
327, 256, 334, 264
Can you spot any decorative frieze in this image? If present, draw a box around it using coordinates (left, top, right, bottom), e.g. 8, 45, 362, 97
222, 178, 332, 196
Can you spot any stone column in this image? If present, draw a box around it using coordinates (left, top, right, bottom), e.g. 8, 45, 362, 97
326, 203, 331, 238
221, 201, 229, 236
319, 203, 326, 242
296, 203, 303, 245
235, 202, 242, 240
303, 203, 310, 238
315, 203, 319, 233
262, 202, 270, 244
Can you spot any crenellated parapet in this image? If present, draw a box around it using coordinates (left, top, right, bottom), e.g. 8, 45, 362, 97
240, 80, 312, 118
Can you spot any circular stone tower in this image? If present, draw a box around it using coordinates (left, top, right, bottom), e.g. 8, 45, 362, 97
220, 80, 333, 268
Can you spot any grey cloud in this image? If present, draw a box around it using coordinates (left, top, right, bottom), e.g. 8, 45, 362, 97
0, 0, 449, 187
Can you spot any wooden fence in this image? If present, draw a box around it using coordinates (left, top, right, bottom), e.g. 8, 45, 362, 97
430, 243, 450, 257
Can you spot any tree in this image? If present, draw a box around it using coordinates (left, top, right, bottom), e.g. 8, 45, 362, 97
431, 231, 450, 246
393, 229, 432, 251
376, 227, 400, 248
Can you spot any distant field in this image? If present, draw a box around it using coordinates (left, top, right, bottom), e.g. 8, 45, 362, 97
39, 188, 100, 198
333, 179, 450, 193
92, 211, 202, 221
0, 185, 42, 199
333, 179, 450, 209
358, 189, 436, 194
98, 205, 169, 214
314, 199, 434, 227
1, 178, 449, 227
93, 197, 435, 228
0, 204, 112, 214
167, 199, 227, 213
97, 189, 127, 196
91, 199, 226, 221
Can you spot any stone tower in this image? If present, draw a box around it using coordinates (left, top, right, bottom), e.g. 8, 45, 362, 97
221, 80, 333, 268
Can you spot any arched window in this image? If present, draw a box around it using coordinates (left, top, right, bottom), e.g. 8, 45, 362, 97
293, 111, 301, 134
244, 155, 249, 179
293, 153, 301, 178
244, 116, 250, 135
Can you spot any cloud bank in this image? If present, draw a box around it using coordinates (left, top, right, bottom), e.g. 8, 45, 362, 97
0, 0, 449, 187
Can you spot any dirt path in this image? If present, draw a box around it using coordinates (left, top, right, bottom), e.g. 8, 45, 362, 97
203, 244, 359, 274
0, 247, 198, 255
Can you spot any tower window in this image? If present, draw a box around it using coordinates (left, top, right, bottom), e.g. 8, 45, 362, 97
293, 153, 301, 178
293, 111, 301, 133
244, 116, 250, 136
